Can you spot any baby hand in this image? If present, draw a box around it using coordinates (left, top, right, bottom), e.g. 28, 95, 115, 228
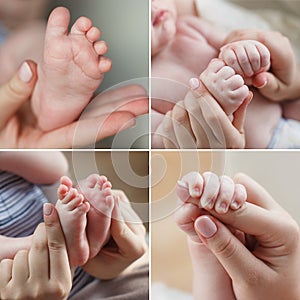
200, 59, 249, 116
176, 171, 247, 214
219, 40, 270, 85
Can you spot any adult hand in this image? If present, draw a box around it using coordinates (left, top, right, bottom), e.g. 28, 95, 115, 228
0, 203, 72, 300
155, 80, 251, 149
174, 201, 235, 300
0, 61, 148, 148
192, 173, 300, 300
224, 30, 299, 101
83, 190, 148, 280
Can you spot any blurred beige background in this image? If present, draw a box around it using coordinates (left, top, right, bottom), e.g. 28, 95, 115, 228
49, 0, 149, 148
151, 151, 300, 293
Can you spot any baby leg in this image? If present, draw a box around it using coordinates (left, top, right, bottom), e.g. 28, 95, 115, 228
56, 176, 90, 267
219, 40, 270, 85
199, 59, 249, 116
177, 171, 247, 214
31, 7, 112, 132
77, 174, 114, 258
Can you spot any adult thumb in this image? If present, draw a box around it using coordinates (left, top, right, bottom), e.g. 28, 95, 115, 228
194, 215, 265, 283
0, 60, 37, 129
252, 72, 285, 102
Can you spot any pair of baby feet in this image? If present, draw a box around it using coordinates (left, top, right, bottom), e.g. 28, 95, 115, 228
31, 7, 112, 132
55, 174, 114, 267
198, 40, 270, 118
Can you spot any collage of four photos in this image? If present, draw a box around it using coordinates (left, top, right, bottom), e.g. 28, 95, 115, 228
0, 0, 300, 299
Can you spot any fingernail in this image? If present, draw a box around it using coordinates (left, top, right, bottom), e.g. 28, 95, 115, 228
191, 187, 201, 198
195, 216, 217, 238
19, 62, 33, 83
177, 180, 188, 188
217, 202, 228, 214
189, 77, 200, 90
43, 203, 53, 216
231, 201, 240, 210
257, 80, 267, 89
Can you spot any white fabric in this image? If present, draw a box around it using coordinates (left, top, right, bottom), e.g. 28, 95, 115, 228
268, 118, 300, 149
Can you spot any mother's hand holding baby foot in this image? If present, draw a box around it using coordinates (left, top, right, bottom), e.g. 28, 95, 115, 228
193, 173, 300, 300
0, 61, 148, 148
82, 190, 148, 280
0, 203, 72, 300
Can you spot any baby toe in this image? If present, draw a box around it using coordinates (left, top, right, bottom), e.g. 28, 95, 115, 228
98, 56, 112, 73
86, 26, 101, 43
71, 16, 93, 35
94, 40, 108, 55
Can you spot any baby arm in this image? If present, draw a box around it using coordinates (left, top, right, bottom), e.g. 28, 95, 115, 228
0, 151, 68, 184
219, 40, 271, 85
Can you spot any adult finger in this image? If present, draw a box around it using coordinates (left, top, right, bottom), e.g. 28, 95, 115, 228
188, 80, 244, 148
111, 201, 147, 259
11, 250, 29, 285
39, 111, 137, 148
28, 223, 49, 281
162, 111, 179, 149
43, 203, 71, 282
0, 259, 13, 289
232, 92, 252, 135
172, 101, 197, 149
209, 201, 293, 246
88, 84, 148, 107
82, 98, 149, 119
194, 215, 269, 284
184, 90, 216, 148
252, 71, 286, 101
116, 196, 146, 237
0, 61, 37, 129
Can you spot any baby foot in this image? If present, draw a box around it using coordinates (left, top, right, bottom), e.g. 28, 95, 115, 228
31, 6, 112, 132
219, 40, 270, 84
56, 176, 90, 267
177, 171, 247, 214
200, 58, 250, 116
77, 174, 114, 258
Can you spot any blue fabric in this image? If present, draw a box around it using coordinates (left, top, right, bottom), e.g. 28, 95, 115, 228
0, 23, 7, 45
